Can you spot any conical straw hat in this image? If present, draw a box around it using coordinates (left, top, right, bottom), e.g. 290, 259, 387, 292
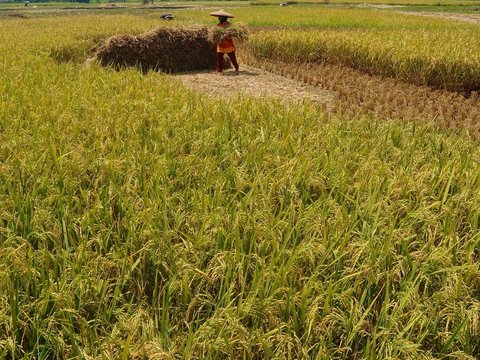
209, 9, 235, 18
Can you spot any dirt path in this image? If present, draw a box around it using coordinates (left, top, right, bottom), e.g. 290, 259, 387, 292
173, 65, 334, 107
397, 11, 480, 24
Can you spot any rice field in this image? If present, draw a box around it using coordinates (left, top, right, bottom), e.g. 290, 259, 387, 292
248, 27, 480, 92
0, 6, 480, 360
182, 7, 480, 91
179, 6, 469, 29
47, 6, 480, 91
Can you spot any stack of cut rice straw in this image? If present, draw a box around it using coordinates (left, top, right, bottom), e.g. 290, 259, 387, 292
208, 24, 249, 44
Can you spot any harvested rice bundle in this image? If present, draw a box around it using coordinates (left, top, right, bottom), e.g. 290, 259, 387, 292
208, 24, 249, 44
93, 26, 229, 73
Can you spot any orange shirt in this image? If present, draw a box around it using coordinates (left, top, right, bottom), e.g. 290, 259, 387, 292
217, 21, 235, 53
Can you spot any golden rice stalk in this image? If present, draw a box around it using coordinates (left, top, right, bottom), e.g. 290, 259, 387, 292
208, 24, 249, 44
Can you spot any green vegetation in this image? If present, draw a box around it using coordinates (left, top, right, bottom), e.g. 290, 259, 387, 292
249, 0, 480, 9
0, 9, 479, 360
181, 6, 466, 29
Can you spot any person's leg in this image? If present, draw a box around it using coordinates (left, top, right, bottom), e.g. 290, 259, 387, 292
227, 51, 239, 71
216, 52, 224, 72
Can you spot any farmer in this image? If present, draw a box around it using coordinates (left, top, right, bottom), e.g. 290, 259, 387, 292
210, 10, 239, 74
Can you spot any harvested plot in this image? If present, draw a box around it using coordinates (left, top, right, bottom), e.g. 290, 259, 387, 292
398, 10, 480, 25
93, 26, 222, 72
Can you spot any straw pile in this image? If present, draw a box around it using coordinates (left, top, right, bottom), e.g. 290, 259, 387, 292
208, 24, 249, 44
93, 26, 227, 72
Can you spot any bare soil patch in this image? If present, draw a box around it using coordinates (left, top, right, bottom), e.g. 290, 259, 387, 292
357, 4, 404, 9
6, 13, 29, 19
397, 10, 480, 24
173, 65, 334, 106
